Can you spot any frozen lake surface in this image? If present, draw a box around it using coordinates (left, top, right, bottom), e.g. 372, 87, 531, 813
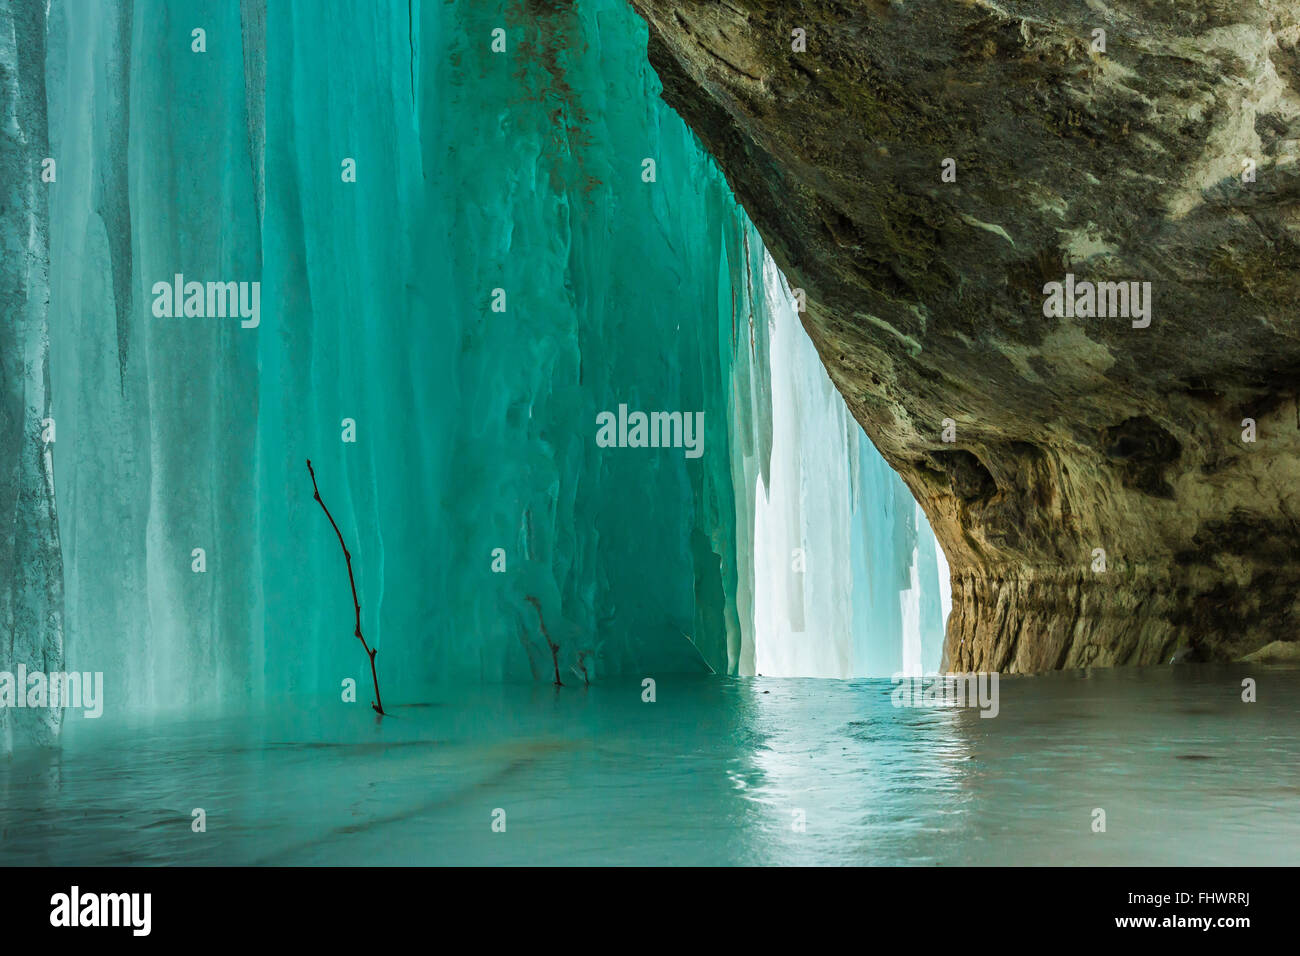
2, 666, 1297, 865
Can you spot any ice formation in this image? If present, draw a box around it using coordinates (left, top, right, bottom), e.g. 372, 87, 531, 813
2, 0, 949, 752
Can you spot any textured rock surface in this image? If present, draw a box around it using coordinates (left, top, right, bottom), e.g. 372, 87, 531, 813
631, 0, 1300, 671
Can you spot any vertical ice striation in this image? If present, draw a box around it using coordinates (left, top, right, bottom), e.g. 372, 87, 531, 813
38, 0, 762, 711
10, 0, 950, 736
733, 251, 950, 678
46, 0, 261, 714
750, 252, 858, 677
0, 0, 65, 752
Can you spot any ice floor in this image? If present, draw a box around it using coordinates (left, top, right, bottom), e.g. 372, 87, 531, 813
2, 665, 1297, 866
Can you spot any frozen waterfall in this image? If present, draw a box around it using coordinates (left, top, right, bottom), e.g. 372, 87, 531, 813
736, 252, 949, 678
2, 0, 953, 756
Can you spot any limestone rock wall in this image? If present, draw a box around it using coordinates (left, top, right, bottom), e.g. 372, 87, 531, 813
631, 0, 1300, 671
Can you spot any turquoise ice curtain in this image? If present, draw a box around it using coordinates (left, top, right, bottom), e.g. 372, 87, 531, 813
4, 0, 948, 750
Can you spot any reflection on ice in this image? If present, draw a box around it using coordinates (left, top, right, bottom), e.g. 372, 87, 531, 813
3, 665, 1297, 865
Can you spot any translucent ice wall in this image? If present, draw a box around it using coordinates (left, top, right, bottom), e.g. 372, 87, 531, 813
727, 249, 951, 678
38, 0, 761, 717
13, 0, 951, 735
0, 0, 65, 752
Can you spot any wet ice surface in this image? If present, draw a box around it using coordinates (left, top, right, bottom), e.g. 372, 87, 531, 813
2, 665, 1298, 865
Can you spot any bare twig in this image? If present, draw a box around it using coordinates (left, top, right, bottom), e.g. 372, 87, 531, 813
307, 459, 386, 715
525, 595, 563, 686
572, 649, 593, 687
